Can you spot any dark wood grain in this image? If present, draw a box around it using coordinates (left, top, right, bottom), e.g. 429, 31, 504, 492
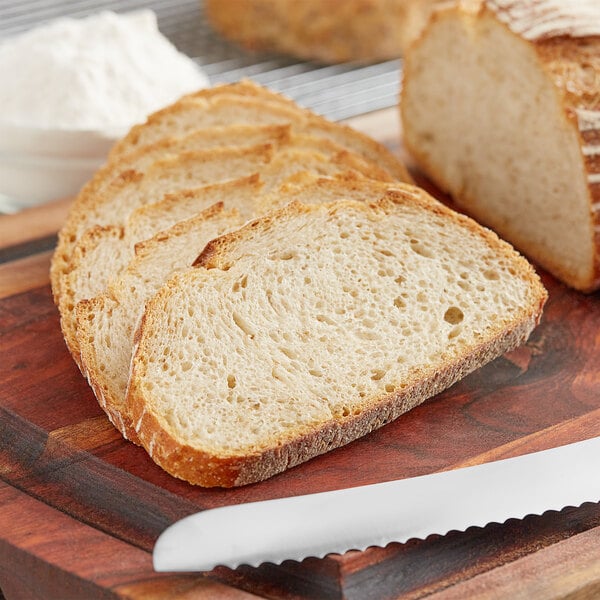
1, 107, 600, 599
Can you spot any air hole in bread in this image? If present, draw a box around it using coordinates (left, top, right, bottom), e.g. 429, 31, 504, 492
232, 311, 255, 338
356, 330, 378, 341
269, 250, 297, 260
410, 239, 433, 258
444, 306, 464, 325
316, 314, 336, 325
370, 369, 386, 381
483, 269, 500, 281
227, 374, 236, 389
448, 326, 463, 340
280, 346, 298, 360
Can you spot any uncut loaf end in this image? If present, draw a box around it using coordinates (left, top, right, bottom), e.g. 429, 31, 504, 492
128, 190, 547, 487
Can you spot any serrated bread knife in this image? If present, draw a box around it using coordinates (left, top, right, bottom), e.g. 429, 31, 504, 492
154, 435, 600, 571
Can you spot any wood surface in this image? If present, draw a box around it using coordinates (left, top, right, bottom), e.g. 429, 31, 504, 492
1, 107, 600, 599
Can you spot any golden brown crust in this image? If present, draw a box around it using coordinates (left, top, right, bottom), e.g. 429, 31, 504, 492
205, 0, 443, 64
129, 195, 546, 487
129, 313, 538, 487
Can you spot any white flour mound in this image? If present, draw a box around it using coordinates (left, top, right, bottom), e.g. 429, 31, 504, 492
0, 10, 209, 132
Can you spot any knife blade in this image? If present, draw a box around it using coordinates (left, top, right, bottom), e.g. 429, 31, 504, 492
153, 435, 600, 572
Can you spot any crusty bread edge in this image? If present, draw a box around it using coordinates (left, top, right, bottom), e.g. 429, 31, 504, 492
77, 295, 142, 443
127, 307, 543, 487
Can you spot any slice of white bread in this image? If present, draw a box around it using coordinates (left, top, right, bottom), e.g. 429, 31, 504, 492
59, 139, 394, 361
77, 203, 244, 441
75, 174, 407, 442
401, 0, 600, 292
109, 91, 411, 181
127, 191, 547, 487
62, 176, 264, 360
51, 82, 410, 305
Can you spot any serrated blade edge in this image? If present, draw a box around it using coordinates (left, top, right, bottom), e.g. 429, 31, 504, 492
154, 435, 600, 571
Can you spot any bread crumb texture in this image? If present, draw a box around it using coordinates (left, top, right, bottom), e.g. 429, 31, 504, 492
129, 196, 546, 486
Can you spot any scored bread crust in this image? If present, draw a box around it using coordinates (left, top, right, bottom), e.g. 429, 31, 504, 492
401, 0, 600, 291
128, 192, 547, 487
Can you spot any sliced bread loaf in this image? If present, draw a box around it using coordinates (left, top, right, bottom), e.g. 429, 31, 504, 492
401, 0, 600, 291
109, 90, 411, 181
75, 174, 407, 441
52, 83, 410, 304
60, 139, 391, 361
77, 203, 243, 441
127, 191, 547, 487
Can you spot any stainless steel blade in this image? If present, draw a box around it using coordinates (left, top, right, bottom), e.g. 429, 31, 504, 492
153, 435, 600, 572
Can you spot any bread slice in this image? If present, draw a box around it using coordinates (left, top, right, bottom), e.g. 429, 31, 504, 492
60, 138, 392, 361
75, 174, 408, 441
401, 0, 600, 291
52, 83, 410, 304
109, 91, 411, 181
127, 190, 547, 487
77, 203, 243, 441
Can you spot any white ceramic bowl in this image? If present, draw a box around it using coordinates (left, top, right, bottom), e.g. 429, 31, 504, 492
0, 121, 125, 211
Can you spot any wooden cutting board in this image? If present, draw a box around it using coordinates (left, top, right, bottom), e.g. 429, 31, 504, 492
2, 108, 600, 600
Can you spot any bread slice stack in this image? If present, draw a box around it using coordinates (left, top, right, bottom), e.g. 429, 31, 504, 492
53, 79, 547, 487
401, 0, 600, 292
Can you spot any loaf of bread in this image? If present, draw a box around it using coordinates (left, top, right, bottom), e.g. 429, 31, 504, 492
52, 79, 547, 488
204, 0, 443, 63
127, 192, 546, 487
401, 0, 600, 292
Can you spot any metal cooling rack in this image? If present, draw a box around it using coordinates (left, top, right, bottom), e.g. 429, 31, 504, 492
0, 0, 401, 122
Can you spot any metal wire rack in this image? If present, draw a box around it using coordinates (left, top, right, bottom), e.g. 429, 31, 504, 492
0, 0, 401, 122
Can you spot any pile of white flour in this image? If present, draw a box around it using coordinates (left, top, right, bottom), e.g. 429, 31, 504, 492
0, 10, 209, 132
